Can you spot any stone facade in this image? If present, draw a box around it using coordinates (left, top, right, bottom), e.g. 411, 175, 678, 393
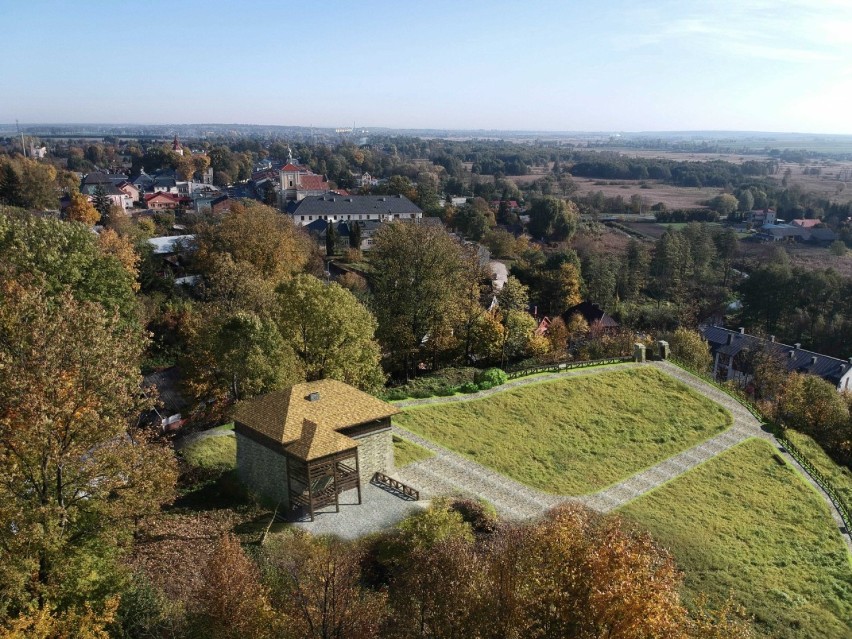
235, 431, 290, 508
352, 427, 393, 478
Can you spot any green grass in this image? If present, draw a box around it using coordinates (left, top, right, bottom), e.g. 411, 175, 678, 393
785, 428, 852, 506
394, 367, 731, 494
393, 435, 435, 468
620, 438, 852, 639
180, 424, 236, 470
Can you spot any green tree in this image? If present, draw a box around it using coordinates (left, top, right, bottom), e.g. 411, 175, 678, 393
275, 275, 385, 391
326, 220, 337, 256
708, 193, 739, 217
0, 212, 136, 323
496, 276, 529, 313
829, 240, 847, 257
667, 327, 712, 373
92, 184, 112, 220
349, 220, 362, 249
369, 222, 471, 378
0, 161, 24, 207
527, 196, 579, 242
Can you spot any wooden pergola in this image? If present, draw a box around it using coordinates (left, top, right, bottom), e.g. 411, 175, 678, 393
286, 446, 362, 521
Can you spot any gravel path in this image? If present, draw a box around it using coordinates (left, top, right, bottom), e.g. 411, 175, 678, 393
393, 360, 852, 550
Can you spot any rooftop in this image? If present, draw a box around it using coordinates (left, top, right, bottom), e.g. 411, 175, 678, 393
233, 379, 399, 461
291, 194, 422, 217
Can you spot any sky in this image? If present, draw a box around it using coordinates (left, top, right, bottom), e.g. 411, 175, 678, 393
2, 0, 851, 134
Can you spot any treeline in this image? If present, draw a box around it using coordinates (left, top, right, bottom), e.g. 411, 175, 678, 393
568, 153, 773, 187
181, 501, 751, 639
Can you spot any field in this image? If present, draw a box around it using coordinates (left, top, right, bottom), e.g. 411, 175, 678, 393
393, 368, 731, 494
785, 429, 852, 506
393, 435, 434, 468
620, 438, 852, 639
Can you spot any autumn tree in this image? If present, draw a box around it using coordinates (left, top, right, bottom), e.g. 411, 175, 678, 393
97, 228, 140, 290
197, 535, 273, 639
776, 373, 850, 453
275, 275, 385, 391
667, 327, 712, 373
65, 191, 100, 226
496, 276, 529, 313
262, 533, 388, 639
0, 280, 176, 617
195, 201, 314, 280
369, 222, 471, 378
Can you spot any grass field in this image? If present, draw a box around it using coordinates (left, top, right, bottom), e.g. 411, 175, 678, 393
620, 438, 852, 639
180, 424, 236, 469
785, 429, 852, 506
394, 367, 732, 494
393, 435, 435, 468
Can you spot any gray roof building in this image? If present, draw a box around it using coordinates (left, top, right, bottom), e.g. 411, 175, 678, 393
289, 194, 422, 226
700, 325, 852, 391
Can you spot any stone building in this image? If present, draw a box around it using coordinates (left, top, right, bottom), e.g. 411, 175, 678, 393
234, 379, 398, 519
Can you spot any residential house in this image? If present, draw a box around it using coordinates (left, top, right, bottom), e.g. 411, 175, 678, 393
234, 379, 398, 520
117, 181, 140, 205
144, 192, 182, 210
791, 218, 822, 229
81, 180, 132, 211
210, 194, 232, 214
147, 234, 196, 255
700, 325, 852, 392
561, 301, 620, 331
746, 208, 776, 226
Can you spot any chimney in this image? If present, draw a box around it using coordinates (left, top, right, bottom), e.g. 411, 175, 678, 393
769, 335, 775, 342
811, 356, 818, 365
307, 392, 320, 402
794, 343, 801, 350
739, 327, 745, 334
788, 351, 795, 358
727, 333, 733, 345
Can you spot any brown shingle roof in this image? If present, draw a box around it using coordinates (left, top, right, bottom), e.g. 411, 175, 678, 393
233, 380, 399, 460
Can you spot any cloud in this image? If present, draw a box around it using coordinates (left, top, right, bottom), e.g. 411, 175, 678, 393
623, 2, 852, 64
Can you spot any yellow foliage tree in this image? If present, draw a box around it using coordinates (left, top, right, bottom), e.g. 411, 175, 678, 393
97, 228, 140, 290
65, 191, 100, 226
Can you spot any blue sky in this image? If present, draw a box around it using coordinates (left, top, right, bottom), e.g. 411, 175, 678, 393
2, 0, 851, 133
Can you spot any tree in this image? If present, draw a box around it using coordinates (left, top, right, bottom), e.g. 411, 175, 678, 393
325, 220, 337, 256
262, 534, 388, 639
17, 159, 59, 210
708, 193, 739, 217
349, 220, 362, 249
737, 189, 754, 213
96, 228, 140, 291
496, 276, 529, 313
776, 373, 849, 448
195, 201, 313, 280
527, 197, 579, 242
0, 212, 136, 323
369, 223, 471, 378
186, 311, 303, 403
540, 262, 583, 315
197, 535, 273, 639
0, 161, 24, 207
500, 309, 537, 366
829, 240, 847, 257
275, 275, 385, 391
546, 316, 570, 355
0, 280, 176, 613
65, 191, 100, 226
667, 327, 712, 373
92, 184, 112, 220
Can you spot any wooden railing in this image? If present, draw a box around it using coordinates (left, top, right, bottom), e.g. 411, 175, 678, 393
373, 472, 419, 501
506, 356, 632, 380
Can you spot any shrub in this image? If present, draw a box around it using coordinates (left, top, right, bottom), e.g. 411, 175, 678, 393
459, 382, 480, 394
475, 367, 508, 388
435, 386, 457, 397
449, 498, 498, 533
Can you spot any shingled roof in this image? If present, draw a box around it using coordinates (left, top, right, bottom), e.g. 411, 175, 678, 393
700, 325, 852, 386
291, 194, 422, 217
233, 379, 399, 461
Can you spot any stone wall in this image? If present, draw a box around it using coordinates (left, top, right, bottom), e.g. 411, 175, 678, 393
235, 431, 290, 509
353, 427, 392, 478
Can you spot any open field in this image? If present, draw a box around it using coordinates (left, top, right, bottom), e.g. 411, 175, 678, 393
571, 176, 723, 210
393, 368, 731, 494
738, 240, 852, 278
620, 438, 852, 639
393, 435, 434, 468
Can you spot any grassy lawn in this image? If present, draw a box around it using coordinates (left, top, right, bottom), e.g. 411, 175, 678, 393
180, 424, 236, 470
620, 438, 852, 639
785, 428, 852, 506
393, 435, 434, 468
394, 367, 731, 494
